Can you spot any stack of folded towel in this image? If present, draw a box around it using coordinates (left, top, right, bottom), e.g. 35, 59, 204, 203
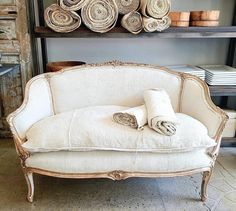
113, 88, 178, 136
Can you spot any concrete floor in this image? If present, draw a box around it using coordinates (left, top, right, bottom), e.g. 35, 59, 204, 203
0, 140, 235, 211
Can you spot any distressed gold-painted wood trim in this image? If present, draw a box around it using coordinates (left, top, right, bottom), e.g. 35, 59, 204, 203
27, 166, 211, 180
22, 165, 211, 202
201, 170, 212, 202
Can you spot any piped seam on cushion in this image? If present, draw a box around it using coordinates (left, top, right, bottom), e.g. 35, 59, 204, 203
68, 110, 77, 148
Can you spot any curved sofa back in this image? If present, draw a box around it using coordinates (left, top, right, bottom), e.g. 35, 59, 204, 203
48, 63, 182, 114
8, 62, 183, 140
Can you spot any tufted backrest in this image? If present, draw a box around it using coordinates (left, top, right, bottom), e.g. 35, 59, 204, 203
48, 63, 182, 114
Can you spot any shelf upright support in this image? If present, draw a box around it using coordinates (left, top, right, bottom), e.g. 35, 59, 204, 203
26, 0, 40, 76
222, 2, 236, 109
37, 0, 48, 72
227, 1, 236, 66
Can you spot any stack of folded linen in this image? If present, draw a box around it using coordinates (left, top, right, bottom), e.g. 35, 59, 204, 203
199, 65, 236, 85
113, 88, 178, 136
167, 65, 205, 80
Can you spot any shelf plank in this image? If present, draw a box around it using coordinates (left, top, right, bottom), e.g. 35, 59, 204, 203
35, 26, 236, 38
209, 85, 236, 96
221, 137, 236, 147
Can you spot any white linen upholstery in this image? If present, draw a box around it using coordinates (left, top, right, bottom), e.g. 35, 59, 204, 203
11, 76, 54, 140
180, 77, 224, 138
49, 66, 182, 114
25, 150, 212, 173
24, 106, 216, 153
9, 64, 225, 141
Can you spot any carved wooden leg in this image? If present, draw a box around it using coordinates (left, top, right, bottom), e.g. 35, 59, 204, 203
201, 170, 212, 202
24, 171, 34, 202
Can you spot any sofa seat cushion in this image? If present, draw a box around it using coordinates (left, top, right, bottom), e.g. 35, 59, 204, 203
23, 105, 216, 153
25, 150, 212, 173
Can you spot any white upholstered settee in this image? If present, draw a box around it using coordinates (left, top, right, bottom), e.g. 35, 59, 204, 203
7, 61, 228, 202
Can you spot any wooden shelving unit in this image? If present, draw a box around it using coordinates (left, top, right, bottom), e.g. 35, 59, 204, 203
29, 0, 236, 147
35, 26, 236, 38
209, 85, 236, 96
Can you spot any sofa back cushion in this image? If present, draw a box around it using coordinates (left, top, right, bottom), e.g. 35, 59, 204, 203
49, 64, 182, 114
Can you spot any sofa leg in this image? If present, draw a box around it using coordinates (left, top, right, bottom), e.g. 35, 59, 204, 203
24, 171, 34, 202
201, 170, 212, 202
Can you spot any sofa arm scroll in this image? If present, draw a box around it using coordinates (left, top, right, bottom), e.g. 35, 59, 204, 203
180, 75, 228, 142
7, 75, 54, 156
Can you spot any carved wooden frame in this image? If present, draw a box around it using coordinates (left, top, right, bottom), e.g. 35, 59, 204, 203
7, 61, 228, 202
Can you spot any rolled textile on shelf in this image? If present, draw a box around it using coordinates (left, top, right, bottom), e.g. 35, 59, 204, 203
140, 0, 171, 19
156, 15, 171, 32
113, 105, 147, 130
144, 88, 178, 136
143, 17, 159, 32
121, 11, 143, 34
44, 4, 81, 33
115, 0, 140, 14
60, 0, 90, 11
81, 0, 118, 33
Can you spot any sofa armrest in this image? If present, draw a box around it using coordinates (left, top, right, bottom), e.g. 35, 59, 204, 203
180, 74, 228, 143
7, 75, 54, 157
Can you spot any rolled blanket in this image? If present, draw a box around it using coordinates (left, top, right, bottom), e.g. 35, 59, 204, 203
156, 15, 171, 32
60, 0, 90, 11
143, 17, 159, 32
140, 0, 171, 19
44, 4, 81, 33
115, 0, 140, 15
81, 0, 118, 33
113, 105, 147, 130
121, 11, 143, 34
144, 88, 177, 136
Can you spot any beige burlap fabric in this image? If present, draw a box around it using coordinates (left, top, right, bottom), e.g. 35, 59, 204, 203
143, 17, 159, 32
44, 4, 81, 33
121, 11, 143, 34
81, 0, 118, 33
140, 0, 170, 19
60, 0, 90, 11
115, 0, 140, 14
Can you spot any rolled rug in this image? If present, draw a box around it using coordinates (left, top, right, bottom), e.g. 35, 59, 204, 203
144, 88, 178, 136
143, 17, 159, 32
121, 11, 143, 34
140, 0, 171, 19
81, 0, 118, 33
115, 0, 140, 15
113, 105, 147, 130
156, 15, 171, 32
44, 4, 81, 33
60, 0, 90, 11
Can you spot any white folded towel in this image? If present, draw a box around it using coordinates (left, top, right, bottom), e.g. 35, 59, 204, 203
144, 88, 178, 136
113, 105, 147, 130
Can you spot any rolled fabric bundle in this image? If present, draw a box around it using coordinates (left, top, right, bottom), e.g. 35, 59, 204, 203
121, 11, 143, 34
143, 17, 159, 32
115, 0, 140, 15
144, 88, 178, 136
60, 0, 89, 11
44, 4, 81, 33
113, 105, 147, 130
140, 0, 171, 19
156, 15, 171, 32
81, 0, 118, 33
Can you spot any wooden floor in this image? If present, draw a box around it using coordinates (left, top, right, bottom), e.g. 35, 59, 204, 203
0, 139, 235, 210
